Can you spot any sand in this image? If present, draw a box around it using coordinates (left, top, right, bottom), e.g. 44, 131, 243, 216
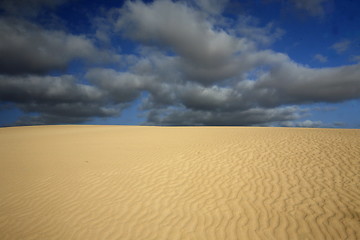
0, 126, 359, 240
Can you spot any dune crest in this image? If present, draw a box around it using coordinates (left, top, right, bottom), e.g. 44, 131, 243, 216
0, 126, 359, 239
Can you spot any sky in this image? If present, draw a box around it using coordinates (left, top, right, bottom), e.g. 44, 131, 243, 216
0, 0, 359, 128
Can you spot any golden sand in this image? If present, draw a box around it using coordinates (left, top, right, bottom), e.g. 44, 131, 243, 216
0, 126, 359, 239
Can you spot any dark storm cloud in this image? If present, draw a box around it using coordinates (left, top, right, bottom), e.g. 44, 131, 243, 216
0, 74, 122, 125
19, 102, 118, 118
14, 114, 93, 126
86, 68, 148, 103
14, 102, 120, 125
0, 75, 103, 103
145, 106, 303, 126
0, 0, 68, 17
0, 18, 118, 75
254, 62, 360, 105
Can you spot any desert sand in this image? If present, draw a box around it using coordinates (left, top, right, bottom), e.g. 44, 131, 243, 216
0, 126, 359, 240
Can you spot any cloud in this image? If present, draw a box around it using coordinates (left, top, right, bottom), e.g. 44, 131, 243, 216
313, 54, 327, 63
134, 49, 360, 125
14, 103, 119, 125
14, 44, 356, 126
107, 0, 360, 126
290, 0, 328, 17
313, 106, 337, 111
0, 74, 103, 104
281, 120, 323, 128
86, 68, 149, 103
331, 39, 351, 54
235, 15, 285, 46
145, 106, 303, 126
0, 74, 122, 125
178, 84, 235, 111
282, 120, 346, 128
1, 0, 359, 127
95, 50, 305, 126
0, 18, 119, 75
0, 0, 69, 17
115, 0, 250, 84
296, 120, 323, 128
350, 55, 360, 63
14, 114, 95, 125
82, 51, 307, 127
333, 121, 346, 127
254, 62, 360, 105
193, 0, 229, 15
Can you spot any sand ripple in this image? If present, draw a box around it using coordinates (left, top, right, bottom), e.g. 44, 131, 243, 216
0, 126, 359, 239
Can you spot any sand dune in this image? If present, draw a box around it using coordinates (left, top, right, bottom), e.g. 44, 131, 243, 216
0, 126, 359, 240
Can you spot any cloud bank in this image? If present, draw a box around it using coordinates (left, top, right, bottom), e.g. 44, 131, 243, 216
0, 0, 359, 127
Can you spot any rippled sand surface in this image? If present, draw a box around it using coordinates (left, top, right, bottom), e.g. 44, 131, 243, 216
0, 126, 359, 239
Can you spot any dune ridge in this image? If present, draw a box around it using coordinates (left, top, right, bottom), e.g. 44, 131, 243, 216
0, 126, 359, 239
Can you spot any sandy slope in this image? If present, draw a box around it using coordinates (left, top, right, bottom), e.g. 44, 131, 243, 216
0, 126, 359, 240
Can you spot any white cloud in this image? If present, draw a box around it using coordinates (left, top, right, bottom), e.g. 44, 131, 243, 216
331, 39, 351, 54
281, 120, 323, 128
350, 55, 360, 63
314, 54, 327, 63
235, 16, 285, 46
194, 0, 229, 15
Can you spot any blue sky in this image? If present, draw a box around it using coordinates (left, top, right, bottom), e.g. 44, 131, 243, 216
0, 0, 359, 127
